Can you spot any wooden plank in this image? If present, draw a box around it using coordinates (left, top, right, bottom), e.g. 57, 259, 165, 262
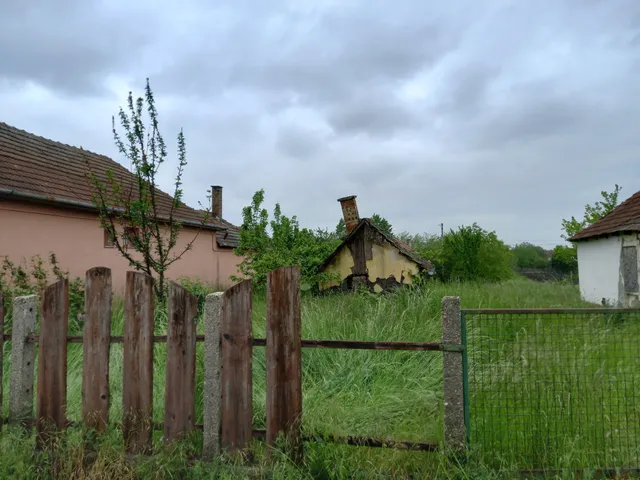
36, 279, 69, 449
266, 266, 302, 461
122, 271, 155, 455
348, 228, 367, 276
82, 267, 112, 432
19, 334, 207, 344
164, 281, 198, 443
221, 279, 253, 454
0, 292, 3, 430
253, 338, 448, 351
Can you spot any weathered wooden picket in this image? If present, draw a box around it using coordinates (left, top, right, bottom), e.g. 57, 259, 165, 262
0, 265, 467, 461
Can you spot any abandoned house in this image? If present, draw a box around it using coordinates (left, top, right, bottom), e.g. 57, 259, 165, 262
0, 121, 241, 292
571, 189, 640, 307
317, 195, 433, 293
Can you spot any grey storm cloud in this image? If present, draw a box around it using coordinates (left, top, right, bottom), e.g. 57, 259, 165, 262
1, 0, 639, 247
275, 124, 327, 160
0, 0, 154, 95
325, 92, 420, 138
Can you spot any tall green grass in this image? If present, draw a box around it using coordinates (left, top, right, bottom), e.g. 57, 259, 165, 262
1, 278, 599, 478
467, 307, 640, 471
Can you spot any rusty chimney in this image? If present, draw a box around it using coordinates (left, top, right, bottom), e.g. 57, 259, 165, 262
338, 195, 360, 234
211, 185, 222, 219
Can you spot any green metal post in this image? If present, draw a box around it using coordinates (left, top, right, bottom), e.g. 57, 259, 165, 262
461, 311, 471, 448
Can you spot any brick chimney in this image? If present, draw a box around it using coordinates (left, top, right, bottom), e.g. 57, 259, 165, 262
338, 195, 360, 233
211, 185, 222, 219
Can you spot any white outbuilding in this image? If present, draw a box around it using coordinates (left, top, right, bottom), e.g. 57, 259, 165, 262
571, 191, 640, 307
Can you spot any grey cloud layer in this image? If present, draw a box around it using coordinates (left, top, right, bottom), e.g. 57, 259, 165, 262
1, 0, 639, 245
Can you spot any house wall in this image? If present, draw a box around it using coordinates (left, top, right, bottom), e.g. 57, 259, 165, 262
577, 236, 623, 305
366, 243, 420, 293
0, 200, 241, 293
321, 247, 356, 289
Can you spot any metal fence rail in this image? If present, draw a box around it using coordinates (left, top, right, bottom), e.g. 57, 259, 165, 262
464, 308, 640, 470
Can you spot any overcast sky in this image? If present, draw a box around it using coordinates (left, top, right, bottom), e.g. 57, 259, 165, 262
1, 0, 638, 247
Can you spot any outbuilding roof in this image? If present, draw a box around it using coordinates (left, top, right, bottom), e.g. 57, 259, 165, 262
571, 190, 640, 241
318, 218, 433, 273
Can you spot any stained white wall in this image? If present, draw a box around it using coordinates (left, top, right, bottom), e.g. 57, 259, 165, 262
577, 236, 622, 305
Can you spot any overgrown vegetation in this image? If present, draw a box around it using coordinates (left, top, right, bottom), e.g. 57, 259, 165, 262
88, 79, 210, 300
511, 242, 549, 269
440, 224, 513, 282
551, 244, 579, 275
233, 189, 342, 289
0, 254, 84, 325
397, 224, 513, 283
1, 278, 588, 479
335, 213, 393, 239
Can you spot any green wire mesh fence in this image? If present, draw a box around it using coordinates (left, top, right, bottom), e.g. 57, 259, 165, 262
464, 308, 640, 470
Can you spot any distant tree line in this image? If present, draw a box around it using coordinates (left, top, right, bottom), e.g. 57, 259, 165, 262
233, 185, 622, 288
234, 190, 514, 287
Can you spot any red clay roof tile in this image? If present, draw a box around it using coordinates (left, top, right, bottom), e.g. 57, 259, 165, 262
571, 190, 640, 241
0, 121, 239, 247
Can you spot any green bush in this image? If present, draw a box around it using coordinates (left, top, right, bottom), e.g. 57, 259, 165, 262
441, 223, 513, 283
234, 189, 341, 289
512, 242, 550, 269
177, 276, 221, 314
397, 226, 513, 283
551, 244, 578, 275
0, 254, 84, 326
397, 233, 446, 281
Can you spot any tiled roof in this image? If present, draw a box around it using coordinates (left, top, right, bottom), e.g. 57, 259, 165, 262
0, 121, 239, 248
215, 218, 240, 248
571, 190, 640, 241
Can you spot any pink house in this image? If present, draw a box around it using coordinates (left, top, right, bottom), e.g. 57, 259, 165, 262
0, 122, 242, 293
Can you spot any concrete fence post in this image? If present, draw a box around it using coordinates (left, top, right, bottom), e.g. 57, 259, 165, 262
203, 292, 223, 459
10, 295, 37, 424
442, 296, 465, 450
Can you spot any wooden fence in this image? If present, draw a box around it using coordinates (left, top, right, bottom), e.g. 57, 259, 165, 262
0, 266, 467, 460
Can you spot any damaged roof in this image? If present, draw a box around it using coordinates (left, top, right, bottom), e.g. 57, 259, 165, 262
0, 121, 239, 248
318, 218, 433, 273
214, 217, 240, 248
570, 190, 640, 241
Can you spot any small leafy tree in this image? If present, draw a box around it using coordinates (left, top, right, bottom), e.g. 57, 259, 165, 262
335, 213, 392, 239
551, 245, 578, 275
561, 185, 621, 240
512, 243, 550, 269
371, 213, 393, 236
87, 79, 209, 299
335, 218, 347, 239
234, 189, 340, 288
442, 224, 513, 282
398, 231, 445, 279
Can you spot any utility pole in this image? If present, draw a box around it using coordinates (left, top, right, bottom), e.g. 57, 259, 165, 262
440, 223, 444, 239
